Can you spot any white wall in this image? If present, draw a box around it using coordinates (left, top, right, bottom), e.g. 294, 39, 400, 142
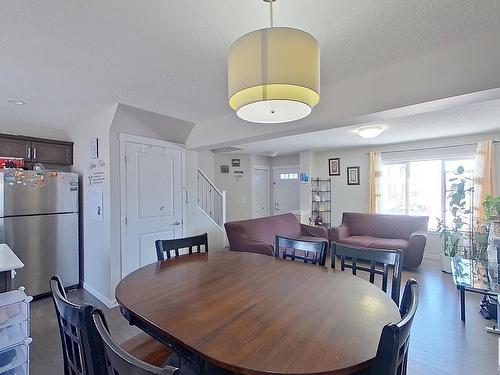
272, 154, 300, 167
197, 151, 215, 181
0, 122, 71, 141
214, 153, 253, 221
314, 131, 500, 259
70, 104, 117, 304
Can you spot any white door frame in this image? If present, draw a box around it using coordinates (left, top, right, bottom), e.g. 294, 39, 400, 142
119, 133, 186, 279
252, 166, 271, 218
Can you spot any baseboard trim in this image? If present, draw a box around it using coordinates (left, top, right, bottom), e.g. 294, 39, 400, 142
423, 254, 440, 261
82, 282, 118, 309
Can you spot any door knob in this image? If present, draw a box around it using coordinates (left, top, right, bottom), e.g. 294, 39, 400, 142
172, 221, 181, 226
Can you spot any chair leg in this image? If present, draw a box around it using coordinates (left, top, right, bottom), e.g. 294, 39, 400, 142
460, 286, 466, 322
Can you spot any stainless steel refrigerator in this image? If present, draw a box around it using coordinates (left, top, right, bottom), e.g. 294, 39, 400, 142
0, 170, 79, 297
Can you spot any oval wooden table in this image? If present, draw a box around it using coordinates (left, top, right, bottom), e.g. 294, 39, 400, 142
116, 251, 400, 375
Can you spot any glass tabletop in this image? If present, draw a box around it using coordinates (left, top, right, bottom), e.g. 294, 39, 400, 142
451, 256, 500, 293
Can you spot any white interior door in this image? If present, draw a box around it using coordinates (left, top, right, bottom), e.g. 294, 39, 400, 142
272, 166, 300, 215
253, 167, 270, 218
122, 138, 183, 277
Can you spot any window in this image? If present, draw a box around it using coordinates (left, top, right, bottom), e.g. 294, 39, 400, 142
280, 173, 298, 180
380, 157, 475, 230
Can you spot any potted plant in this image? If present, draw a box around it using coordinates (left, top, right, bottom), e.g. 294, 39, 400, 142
483, 195, 500, 223
436, 219, 462, 273
436, 165, 473, 272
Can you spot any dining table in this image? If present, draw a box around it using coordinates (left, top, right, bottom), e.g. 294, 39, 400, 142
116, 250, 401, 375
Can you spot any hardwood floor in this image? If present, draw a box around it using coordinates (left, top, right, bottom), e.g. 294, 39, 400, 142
30, 258, 497, 374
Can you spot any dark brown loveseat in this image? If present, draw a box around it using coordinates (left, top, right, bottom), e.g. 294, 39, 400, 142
225, 213, 329, 256
329, 212, 429, 268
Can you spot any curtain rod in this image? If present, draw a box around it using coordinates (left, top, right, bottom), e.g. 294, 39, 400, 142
367, 140, 500, 155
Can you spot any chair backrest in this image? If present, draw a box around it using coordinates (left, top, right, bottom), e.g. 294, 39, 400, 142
275, 235, 328, 266
49, 275, 102, 375
91, 310, 179, 375
332, 242, 403, 305
155, 233, 208, 261
372, 278, 419, 375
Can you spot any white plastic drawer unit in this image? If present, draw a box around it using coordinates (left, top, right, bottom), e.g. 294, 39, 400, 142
0, 339, 31, 374
0, 289, 32, 350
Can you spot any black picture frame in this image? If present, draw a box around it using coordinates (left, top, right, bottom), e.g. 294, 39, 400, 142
328, 158, 340, 176
347, 166, 360, 185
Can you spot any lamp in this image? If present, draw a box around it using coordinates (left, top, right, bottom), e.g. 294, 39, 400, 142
228, 0, 320, 123
357, 126, 385, 139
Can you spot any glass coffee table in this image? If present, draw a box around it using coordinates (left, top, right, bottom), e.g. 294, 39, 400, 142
451, 255, 500, 333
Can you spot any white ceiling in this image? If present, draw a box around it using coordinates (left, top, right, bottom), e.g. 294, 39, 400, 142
233, 99, 500, 154
1, 1, 500, 130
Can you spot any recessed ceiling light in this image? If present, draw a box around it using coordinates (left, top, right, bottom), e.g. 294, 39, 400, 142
6, 100, 27, 106
357, 125, 385, 139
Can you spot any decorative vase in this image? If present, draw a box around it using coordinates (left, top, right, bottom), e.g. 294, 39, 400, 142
440, 254, 452, 273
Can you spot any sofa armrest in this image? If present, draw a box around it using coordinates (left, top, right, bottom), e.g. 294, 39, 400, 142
406, 231, 428, 268
300, 224, 328, 240
229, 239, 274, 257
329, 225, 350, 242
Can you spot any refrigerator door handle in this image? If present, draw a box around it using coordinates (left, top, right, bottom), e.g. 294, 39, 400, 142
33, 147, 37, 160
27, 147, 31, 159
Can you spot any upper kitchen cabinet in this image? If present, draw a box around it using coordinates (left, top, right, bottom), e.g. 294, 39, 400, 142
0, 137, 32, 159
0, 133, 74, 165
31, 141, 73, 165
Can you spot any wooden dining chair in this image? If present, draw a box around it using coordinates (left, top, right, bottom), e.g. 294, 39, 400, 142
51, 275, 175, 374
275, 235, 328, 266
371, 278, 419, 375
50, 275, 103, 375
155, 233, 208, 261
91, 309, 180, 375
331, 242, 403, 305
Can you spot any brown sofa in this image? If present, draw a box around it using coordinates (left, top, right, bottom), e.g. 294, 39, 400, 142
329, 212, 429, 268
225, 213, 329, 256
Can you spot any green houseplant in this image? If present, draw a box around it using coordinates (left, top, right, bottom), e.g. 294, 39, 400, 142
437, 165, 474, 272
483, 195, 500, 223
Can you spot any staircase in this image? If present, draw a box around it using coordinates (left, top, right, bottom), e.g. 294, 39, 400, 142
197, 168, 226, 231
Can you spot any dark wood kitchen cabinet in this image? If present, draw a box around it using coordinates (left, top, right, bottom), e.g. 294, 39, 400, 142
31, 141, 73, 164
0, 137, 32, 159
0, 133, 74, 165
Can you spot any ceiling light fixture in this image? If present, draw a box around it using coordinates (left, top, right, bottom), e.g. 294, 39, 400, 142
357, 125, 385, 139
228, 0, 320, 124
6, 100, 26, 106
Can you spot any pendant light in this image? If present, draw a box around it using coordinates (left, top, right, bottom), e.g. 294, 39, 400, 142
228, 0, 320, 124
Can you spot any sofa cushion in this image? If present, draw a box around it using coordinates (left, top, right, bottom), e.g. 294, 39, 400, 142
340, 236, 409, 251
342, 212, 428, 240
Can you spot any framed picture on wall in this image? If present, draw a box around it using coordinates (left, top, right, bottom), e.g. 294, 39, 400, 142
328, 158, 340, 176
347, 166, 360, 185
220, 164, 230, 174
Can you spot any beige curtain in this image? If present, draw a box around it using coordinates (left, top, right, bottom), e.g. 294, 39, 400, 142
368, 151, 383, 214
475, 140, 496, 223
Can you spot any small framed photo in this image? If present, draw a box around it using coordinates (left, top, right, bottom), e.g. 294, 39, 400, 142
220, 164, 230, 174
347, 166, 360, 185
232, 158, 241, 167
328, 158, 340, 176
90, 138, 99, 159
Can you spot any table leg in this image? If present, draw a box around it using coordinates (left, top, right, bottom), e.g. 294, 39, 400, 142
486, 294, 500, 334
460, 286, 465, 322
